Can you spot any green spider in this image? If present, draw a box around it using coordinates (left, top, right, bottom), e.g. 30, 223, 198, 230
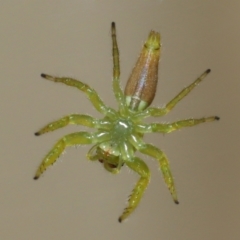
34, 22, 219, 222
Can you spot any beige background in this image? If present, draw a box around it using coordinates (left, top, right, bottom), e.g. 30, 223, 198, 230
0, 1, 239, 240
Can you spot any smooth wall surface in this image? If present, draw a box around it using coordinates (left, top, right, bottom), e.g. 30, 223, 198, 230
0, 1, 239, 239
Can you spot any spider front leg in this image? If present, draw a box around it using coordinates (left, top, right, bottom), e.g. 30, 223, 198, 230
130, 135, 178, 204
34, 131, 110, 179
139, 143, 178, 203
119, 157, 150, 222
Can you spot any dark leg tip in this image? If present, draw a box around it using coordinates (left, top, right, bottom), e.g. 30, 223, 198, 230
33, 176, 39, 180
174, 200, 179, 204
118, 217, 122, 223
206, 69, 211, 74
111, 22, 115, 28
215, 116, 220, 120
41, 73, 47, 78
34, 132, 40, 136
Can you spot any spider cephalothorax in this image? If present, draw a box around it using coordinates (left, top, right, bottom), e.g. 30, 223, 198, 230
34, 22, 219, 222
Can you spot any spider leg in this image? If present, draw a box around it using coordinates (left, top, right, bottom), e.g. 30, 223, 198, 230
111, 22, 127, 114
136, 116, 220, 134
140, 143, 178, 203
119, 157, 150, 222
130, 135, 178, 204
111, 22, 120, 81
135, 69, 212, 118
35, 114, 97, 135
40, 74, 116, 117
34, 131, 110, 179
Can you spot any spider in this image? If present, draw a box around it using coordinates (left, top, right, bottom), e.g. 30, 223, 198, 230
34, 22, 219, 222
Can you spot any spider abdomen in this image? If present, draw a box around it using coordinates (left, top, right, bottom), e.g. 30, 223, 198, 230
125, 31, 161, 111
